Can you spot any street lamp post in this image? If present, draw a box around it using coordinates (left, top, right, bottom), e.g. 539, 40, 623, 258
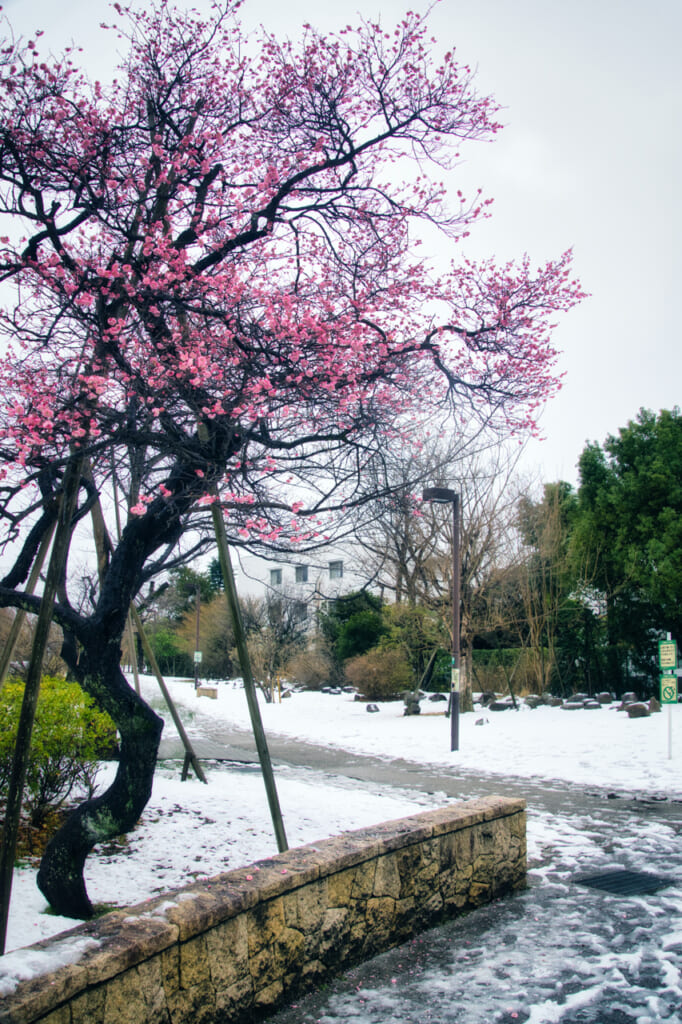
422, 487, 461, 752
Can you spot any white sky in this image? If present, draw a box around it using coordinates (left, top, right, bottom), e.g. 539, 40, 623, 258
3, 0, 681, 486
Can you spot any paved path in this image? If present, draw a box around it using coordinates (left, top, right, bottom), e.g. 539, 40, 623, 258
160, 726, 682, 1023
159, 724, 682, 823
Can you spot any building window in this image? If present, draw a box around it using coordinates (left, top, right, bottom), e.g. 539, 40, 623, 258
270, 568, 282, 586
295, 564, 308, 583
329, 560, 343, 580
293, 600, 308, 623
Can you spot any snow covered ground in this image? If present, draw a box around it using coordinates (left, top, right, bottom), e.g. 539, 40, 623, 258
3, 678, 682, 1022
144, 677, 682, 798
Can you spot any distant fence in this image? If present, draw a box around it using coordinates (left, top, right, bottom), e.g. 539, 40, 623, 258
1, 795, 526, 1024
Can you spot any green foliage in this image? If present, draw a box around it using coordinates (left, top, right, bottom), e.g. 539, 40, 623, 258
0, 676, 117, 828
344, 646, 413, 700
164, 565, 218, 622
573, 407, 682, 690
319, 590, 382, 636
382, 604, 449, 688
472, 648, 541, 697
147, 625, 194, 677
551, 597, 608, 696
335, 610, 387, 661
318, 590, 385, 665
208, 557, 225, 592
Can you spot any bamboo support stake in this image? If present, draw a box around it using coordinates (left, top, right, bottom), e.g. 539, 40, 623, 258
210, 500, 288, 853
125, 613, 141, 696
129, 604, 207, 784
0, 521, 57, 689
0, 455, 83, 955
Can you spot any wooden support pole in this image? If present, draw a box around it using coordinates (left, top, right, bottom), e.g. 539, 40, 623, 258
0, 521, 57, 690
0, 455, 82, 955
125, 612, 141, 696
210, 501, 288, 853
129, 604, 207, 784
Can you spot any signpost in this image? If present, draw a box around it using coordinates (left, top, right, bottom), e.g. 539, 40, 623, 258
658, 638, 677, 760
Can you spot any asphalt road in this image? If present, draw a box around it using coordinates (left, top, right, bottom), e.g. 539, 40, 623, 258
158, 720, 682, 824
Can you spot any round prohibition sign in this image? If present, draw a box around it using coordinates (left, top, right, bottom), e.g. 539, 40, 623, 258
662, 681, 677, 703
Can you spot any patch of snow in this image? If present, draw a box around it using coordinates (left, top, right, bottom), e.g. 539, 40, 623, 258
4, 675, 682, 1020
0, 935, 99, 995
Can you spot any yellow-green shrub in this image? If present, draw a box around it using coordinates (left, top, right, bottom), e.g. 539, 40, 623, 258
344, 647, 413, 700
0, 676, 117, 827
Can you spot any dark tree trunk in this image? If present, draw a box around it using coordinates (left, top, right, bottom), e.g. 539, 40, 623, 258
17, 428, 240, 918
37, 650, 163, 918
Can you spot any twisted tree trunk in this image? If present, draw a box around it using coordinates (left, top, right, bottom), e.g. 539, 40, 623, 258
34, 429, 239, 918
37, 651, 163, 918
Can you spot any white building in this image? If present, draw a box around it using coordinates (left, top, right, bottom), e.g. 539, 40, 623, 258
230, 545, 371, 628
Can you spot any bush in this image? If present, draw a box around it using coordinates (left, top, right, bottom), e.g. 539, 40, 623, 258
344, 647, 412, 700
471, 648, 544, 696
382, 604, 448, 687
0, 676, 117, 829
336, 610, 387, 661
284, 645, 335, 690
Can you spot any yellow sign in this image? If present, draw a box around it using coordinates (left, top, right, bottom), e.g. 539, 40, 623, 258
451, 668, 460, 693
658, 641, 677, 670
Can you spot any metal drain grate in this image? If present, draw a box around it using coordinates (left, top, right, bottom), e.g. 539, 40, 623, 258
574, 869, 673, 896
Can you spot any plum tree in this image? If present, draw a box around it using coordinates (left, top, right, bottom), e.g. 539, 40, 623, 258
0, 1, 583, 916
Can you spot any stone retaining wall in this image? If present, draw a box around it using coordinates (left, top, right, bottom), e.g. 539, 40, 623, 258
1, 795, 525, 1024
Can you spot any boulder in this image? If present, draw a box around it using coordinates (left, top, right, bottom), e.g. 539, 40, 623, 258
488, 700, 513, 711
583, 700, 602, 710
428, 692, 448, 702
477, 691, 497, 707
648, 696, 662, 713
561, 701, 584, 711
626, 702, 650, 718
366, 703, 380, 713
622, 691, 639, 704
596, 691, 613, 704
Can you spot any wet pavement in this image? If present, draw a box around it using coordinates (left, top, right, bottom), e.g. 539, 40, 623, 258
265, 797, 682, 1023
159, 726, 682, 1023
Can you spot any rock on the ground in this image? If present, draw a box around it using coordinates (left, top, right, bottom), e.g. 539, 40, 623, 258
627, 703, 650, 718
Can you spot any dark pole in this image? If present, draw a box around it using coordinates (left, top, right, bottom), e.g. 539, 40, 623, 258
194, 584, 201, 689
450, 494, 461, 752
422, 487, 461, 752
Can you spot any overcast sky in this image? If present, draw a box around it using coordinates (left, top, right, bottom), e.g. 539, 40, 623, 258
4, 0, 681, 486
